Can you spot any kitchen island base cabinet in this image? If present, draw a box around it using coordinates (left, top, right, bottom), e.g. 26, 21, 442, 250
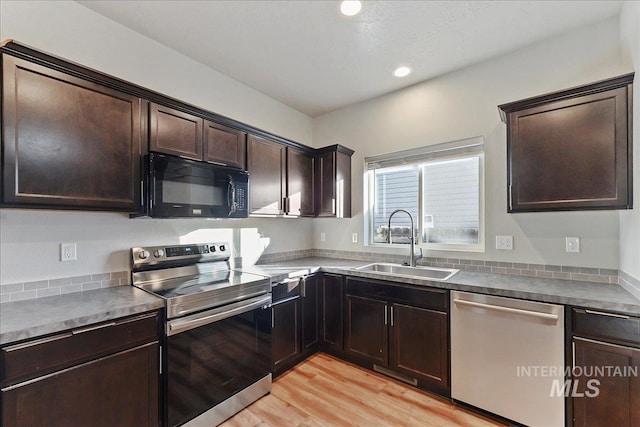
1, 343, 159, 427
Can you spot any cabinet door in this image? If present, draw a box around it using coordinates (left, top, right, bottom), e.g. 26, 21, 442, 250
316, 151, 336, 216
390, 303, 449, 393
272, 297, 301, 372
504, 77, 632, 212
573, 338, 640, 427
247, 134, 286, 215
345, 295, 388, 366
315, 149, 352, 218
322, 274, 344, 351
149, 102, 203, 160
1, 342, 159, 427
286, 147, 315, 216
1, 55, 145, 211
203, 120, 246, 169
302, 276, 320, 350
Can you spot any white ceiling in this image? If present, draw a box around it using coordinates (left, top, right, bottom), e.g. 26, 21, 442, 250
77, 1, 622, 117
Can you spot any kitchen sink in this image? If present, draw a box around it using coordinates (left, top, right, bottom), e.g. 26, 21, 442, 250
355, 263, 458, 281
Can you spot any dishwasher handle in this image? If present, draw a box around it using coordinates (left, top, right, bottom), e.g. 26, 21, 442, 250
453, 298, 559, 321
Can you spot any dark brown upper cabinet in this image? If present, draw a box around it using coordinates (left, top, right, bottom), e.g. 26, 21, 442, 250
315, 145, 354, 218
1, 54, 146, 211
499, 73, 634, 212
204, 120, 246, 169
149, 103, 203, 160
286, 147, 315, 217
247, 134, 287, 215
150, 104, 247, 168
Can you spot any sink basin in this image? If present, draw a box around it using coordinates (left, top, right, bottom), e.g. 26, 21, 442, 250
355, 263, 458, 281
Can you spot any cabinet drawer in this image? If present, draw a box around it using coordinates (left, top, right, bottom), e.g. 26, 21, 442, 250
272, 279, 301, 302
1, 311, 160, 385
573, 308, 640, 346
345, 277, 447, 311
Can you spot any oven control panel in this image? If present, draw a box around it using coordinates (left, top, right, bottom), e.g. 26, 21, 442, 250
131, 242, 230, 268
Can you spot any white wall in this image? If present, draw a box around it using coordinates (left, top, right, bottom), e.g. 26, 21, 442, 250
619, 1, 640, 281
313, 17, 633, 269
0, 0, 314, 284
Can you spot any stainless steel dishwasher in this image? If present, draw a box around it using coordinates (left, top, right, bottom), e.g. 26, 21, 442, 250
451, 291, 565, 427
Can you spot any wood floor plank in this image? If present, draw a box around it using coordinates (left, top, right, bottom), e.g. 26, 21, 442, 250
220, 353, 506, 427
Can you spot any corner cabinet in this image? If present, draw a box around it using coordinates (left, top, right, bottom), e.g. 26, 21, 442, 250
0, 312, 161, 427
1, 54, 146, 211
499, 73, 634, 212
315, 145, 354, 218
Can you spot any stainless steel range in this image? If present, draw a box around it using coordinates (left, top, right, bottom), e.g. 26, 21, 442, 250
131, 242, 272, 427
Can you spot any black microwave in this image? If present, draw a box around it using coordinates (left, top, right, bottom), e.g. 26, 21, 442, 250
140, 153, 249, 218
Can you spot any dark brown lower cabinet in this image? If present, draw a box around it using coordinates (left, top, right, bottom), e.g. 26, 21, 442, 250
302, 275, 321, 350
345, 295, 388, 365
1, 343, 159, 427
390, 303, 448, 391
344, 277, 449, 396
272, 295, 301, 373
322, 274, 344, 351
572, 338, 640, 426
0, 312, 161, 427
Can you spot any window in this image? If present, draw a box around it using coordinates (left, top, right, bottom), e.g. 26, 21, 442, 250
365, 136, 484, 252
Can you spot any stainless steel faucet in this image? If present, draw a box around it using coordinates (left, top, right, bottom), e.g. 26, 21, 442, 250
387, 209, 421, 267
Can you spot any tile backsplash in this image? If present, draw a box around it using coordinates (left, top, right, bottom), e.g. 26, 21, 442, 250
1, 249, 624, 304
1, 271, 129, 303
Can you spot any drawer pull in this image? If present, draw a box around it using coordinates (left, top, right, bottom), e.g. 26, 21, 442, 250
72, 322, 116, 335
584, 309, 630, 319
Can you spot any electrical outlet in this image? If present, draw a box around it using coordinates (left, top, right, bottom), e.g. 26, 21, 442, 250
352, 233, 358, 243
61, 242, 77, 262
566, 237, 580, 253
320, 232, 326, 242
496, 235, 513, 250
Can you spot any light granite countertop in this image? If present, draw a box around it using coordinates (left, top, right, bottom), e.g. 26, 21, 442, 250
0, 286, 164, 345
250, 257, 640, 316
3, 257, 639, 346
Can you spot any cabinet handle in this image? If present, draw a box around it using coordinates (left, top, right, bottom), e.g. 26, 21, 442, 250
584, 309, 629, 319
301, 278, 306, 298
572, 341, 576, 370
390, 306, 394, 327
573, 336, 634, 352
384, 305, 388, 325
72, 322, 116, 335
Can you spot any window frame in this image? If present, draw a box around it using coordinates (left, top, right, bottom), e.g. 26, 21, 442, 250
364, 137, 485, 253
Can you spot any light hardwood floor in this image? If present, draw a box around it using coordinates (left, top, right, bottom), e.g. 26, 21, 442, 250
220, 353, 506, 427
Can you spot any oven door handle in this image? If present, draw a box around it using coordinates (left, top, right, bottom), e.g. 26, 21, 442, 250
167, 294, 272, 336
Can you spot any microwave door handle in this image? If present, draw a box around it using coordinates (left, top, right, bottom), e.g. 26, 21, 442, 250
228, 176, 237, 215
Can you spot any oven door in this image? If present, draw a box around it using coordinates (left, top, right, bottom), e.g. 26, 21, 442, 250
165, 294, 271, 427
149, 152, 248, 218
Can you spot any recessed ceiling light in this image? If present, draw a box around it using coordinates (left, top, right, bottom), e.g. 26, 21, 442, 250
393, 66, 412, 78
339, 0, 362, 17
